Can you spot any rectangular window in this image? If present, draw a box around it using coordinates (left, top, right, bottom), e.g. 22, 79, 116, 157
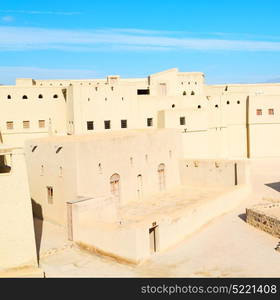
147, 118, 153, 127
6, 121, 13, 130
256, 109, 262, 116
137, 89, 150, 95
104, 120, 111, 129
121, 119, 127, 128
38, 120, 45, 128
87, 121, 94, 130
47, 186, 53, 204
180, 116, 186, 125
23, 120, 30, 128
268, 108, 274, 115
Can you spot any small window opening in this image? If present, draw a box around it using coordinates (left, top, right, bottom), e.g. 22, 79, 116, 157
121, 119, 127, 128
104, 120, 111, 129
22, 95, 28, 99
180, 116, 186, 125
87, 121, 94, 130
147, 118, 153, 127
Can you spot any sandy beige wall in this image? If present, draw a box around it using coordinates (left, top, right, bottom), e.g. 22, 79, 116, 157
0, 149, 38, 270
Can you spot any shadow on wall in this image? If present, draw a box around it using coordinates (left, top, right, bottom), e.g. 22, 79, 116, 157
265, 182, 280, 192
31, 199, 43, 264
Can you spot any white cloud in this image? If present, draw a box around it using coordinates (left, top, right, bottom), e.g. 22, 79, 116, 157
0, 26, 280, 52
0, 66, 100, 85
1, 16, 14, 23
0, 10, 81, 16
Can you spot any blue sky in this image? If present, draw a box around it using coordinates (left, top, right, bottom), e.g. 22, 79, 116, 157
0, 0, 280, 84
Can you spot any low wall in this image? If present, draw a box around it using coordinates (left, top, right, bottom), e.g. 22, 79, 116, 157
246, 203, 280, 238
179, 158, 250, 187
70, 185, 251, 264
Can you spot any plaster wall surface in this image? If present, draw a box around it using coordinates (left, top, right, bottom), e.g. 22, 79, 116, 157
0, 147, 38, 271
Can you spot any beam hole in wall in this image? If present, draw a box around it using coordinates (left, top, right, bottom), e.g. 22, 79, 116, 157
121, 97, 124, 101
172, 104, 175, 108
38, 94, 43, 99
191, 91, 195, 95
40, 165, 44, 176
237, 100, 240, 104
215, 104, 219, 108
130, 157, 133, 166
182, 91, 187, 96
198, 105, 201, 109
55, 146, 63, 154
22, 95, 28, 99
88, 98, 90, 101
145, 154, 148, 162
105, 97, 107, 101
226, 101, 230, 104
53, 94, 58, 99
59, 166, 63, 177
31, 146, 38, 152
7, 95, 11, 99
95, 87, 98, 91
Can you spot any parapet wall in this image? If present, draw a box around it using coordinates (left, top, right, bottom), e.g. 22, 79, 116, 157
246, 203, 280, 238
179, 159, 250, 187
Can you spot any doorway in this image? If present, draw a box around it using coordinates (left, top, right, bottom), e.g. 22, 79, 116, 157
149, 225, 159, 253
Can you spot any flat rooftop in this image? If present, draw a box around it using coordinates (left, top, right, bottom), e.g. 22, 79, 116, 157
118, 184, 234, 226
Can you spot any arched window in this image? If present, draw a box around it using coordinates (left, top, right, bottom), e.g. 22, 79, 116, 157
158, 163, 166, 191
110, 173, 120, 199
22, 95, 28, 99
191, 91, 195, 96
7, 95, 11, 99
183, 91, 187, 96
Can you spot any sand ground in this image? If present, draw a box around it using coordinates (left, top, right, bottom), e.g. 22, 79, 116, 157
37, 158, 280, 277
